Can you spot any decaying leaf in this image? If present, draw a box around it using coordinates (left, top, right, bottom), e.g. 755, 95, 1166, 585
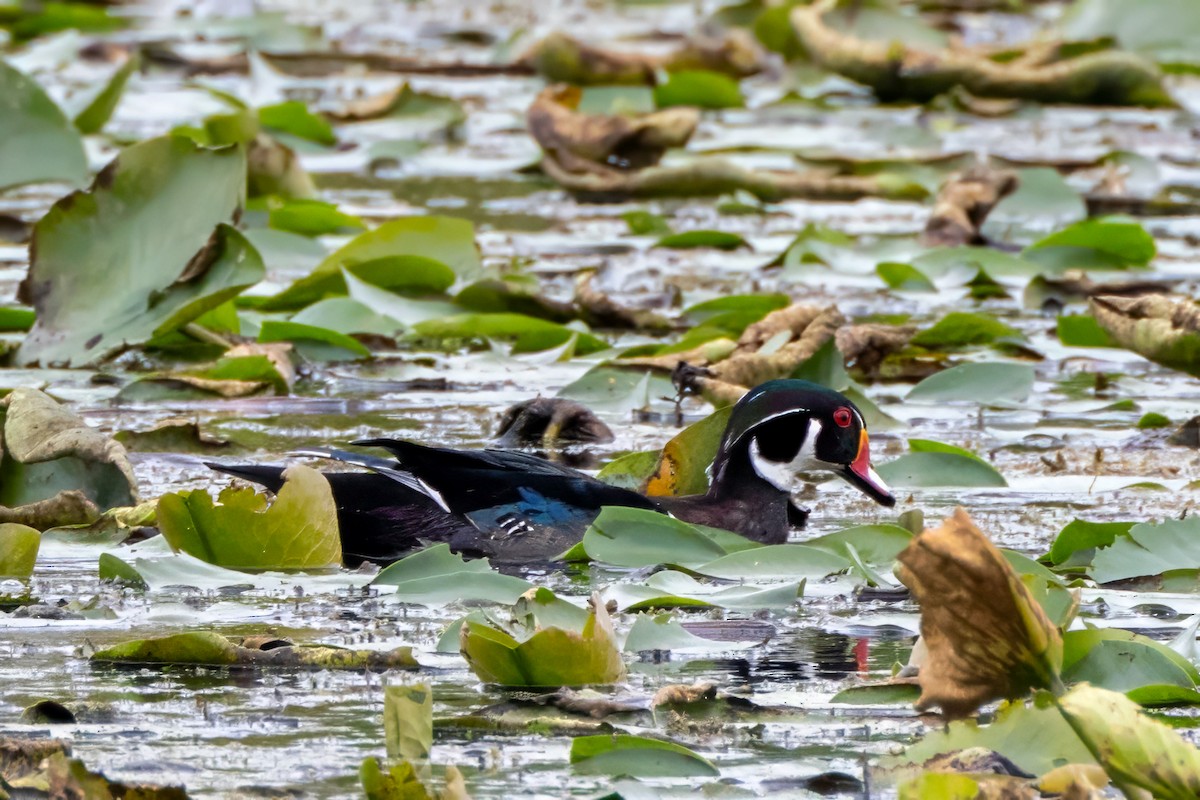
573, 272, 673, 332
0, 388, 137, 527
91, 630, 418, 670
528, 84, 699, 171
0, 523, 40, 578
521, 30, 764, 85
837, 323, 919, 381
1, 736, 69, 785
114, 418, 232, 453
1058, 683, 1200, 800
791, 0, 1174, 106
922, 167, 1019, 247
895, 508, 1063, 719
1090, 294, 1200, 377
45, 752, 190, 799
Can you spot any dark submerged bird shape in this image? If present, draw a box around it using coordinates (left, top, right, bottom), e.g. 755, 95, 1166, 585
208, 380, 894, 565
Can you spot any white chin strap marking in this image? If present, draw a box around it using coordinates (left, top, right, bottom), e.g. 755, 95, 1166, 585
749, 419, 823, 492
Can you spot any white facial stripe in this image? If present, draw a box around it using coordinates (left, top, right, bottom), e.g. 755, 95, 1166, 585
749, 419, 823, 492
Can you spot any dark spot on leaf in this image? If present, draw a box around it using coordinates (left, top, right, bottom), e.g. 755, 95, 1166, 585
85, 333, 103, 350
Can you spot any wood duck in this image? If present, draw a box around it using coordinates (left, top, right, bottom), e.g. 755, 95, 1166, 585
208, 380, 894, 565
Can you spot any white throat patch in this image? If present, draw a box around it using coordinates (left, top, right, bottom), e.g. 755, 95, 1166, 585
748, 419, 823, 492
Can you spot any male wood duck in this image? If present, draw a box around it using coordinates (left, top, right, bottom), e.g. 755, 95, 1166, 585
208, 380, 894, 565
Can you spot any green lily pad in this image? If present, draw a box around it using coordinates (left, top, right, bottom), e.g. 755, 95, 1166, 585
0, 60, 86, 190
803, 524, 912, 569
0, 307, 35, 332
1063, 638, 1194, 694
290, 297, 400, 337
581, 507, 731, 568
157, 465, 341, 571
875, 452, 1007, 488
691, 544, 851, 580
373, 544, 532, 605
412, 313, 607, 355
258, 320, 371, 362
266, 198, 363, 237
570, 734, 718, 778
623, 612, 759, 652
1045, 519, 1134, 568
97, 552, 147, 590
0, 523, 40, 578
877, 261, 935, 292
654, 230, 748, 251
1058, 314, 1118, 347
259, 101, 337, 146
622, 210, 672, 236
910, 312, 1022, 349
1024, 217, 1156, 272
16, 137, 256, 367
262, 216, 480, 310
907, 362, 1035, 404
654, 69, 743, 110
829, 683, 922, 705
607, 569, 801, 611
1089, 517, 1200, 584
91, 630, 417, 670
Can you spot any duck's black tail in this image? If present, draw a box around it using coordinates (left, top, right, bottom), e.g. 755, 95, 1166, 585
205, 462, 288, 493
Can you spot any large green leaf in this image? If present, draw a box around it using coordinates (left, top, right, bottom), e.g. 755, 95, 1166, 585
907, 362, 1035, 404
1062, 0, 1200, 69
654, 70, 743, 109
157, 465, 341, 571
570, 734, 718, 778
1045, 519, 1134, 568
691, 544, 851, 580
910, 312, 1022, 349
262, 216, 480, 310
16, 137, 255, 367
0, 523, 40, 578
0, 60, 86, 190
412, 313, 607, 355
1063, 639, 1195, 694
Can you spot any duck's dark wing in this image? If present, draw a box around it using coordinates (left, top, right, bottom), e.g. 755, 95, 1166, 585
351, 438, 660, 517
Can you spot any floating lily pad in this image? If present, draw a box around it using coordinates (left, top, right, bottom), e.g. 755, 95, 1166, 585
1089, 517, 1200, 584
654, 230, 748, 250
654, 70, 744, 110
266, 198, 363, 237
373, 544, 532, 605
1024, 217, 1156, 272
259, 101, 337, 146
263, 216, 480, 310
876, 452, 1007, 488
157, 465, 341, 571
581, 506, 731, 568
570, 734, 718, 778
910, 312, 1022, 349
412, 313, 607, 355
1057, 314, 1117, 347
877, 262, 935, 292
384, 683, 432, 761
907, 362, 1035, 404
16, 137, 256, 367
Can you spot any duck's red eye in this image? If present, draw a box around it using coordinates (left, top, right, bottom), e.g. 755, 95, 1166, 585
833, 407, 852, 428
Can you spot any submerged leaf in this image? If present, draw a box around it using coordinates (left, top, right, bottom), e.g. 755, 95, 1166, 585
896, 508, 1063, 718
157, 465, 340, 571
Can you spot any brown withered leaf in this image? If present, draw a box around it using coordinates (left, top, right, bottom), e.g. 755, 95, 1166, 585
895, 508, 1063, 719
528, 84, 698, 171
0, 491, 100, 529
734, 303, 826, 354
651, 681, 718, 708
836, 323, 917, 381
573, 272, 673, 332
1090, 294, 1200, 378
705, 304, 845, 390
521, 30, 763, 86
921, 166, 1018, 248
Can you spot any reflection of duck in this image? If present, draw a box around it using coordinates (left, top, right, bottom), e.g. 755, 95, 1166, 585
209, 380, 894, 565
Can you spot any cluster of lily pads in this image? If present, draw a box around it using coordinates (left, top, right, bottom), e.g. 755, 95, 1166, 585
3, 0, 1200, 797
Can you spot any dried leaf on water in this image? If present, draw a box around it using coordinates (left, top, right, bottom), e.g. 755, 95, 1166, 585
895, 508, 1063, 719
1090, 294, 1200, 377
